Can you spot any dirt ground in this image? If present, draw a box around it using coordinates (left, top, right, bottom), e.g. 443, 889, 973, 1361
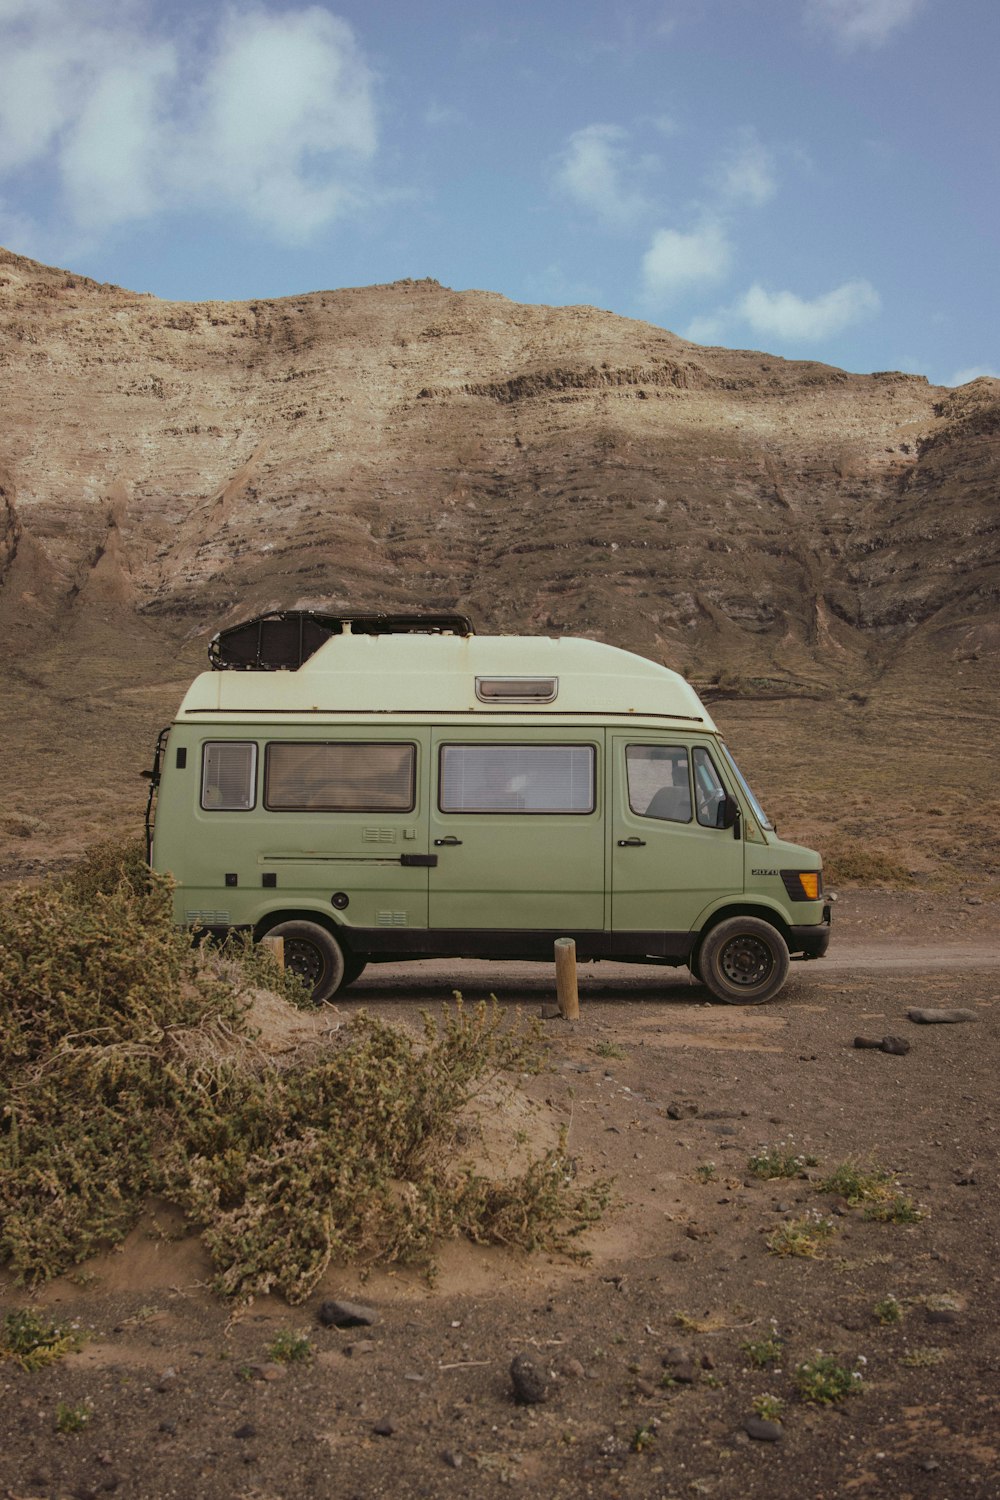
1, 892, 998, 1500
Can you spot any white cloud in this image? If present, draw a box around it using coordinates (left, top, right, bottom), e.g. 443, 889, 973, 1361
685, 277, 881, 346
61, 48, 177, 231
191, 7, 377, 239
805, 0, 923, 50
684, 311, 728, 344
712, 127, 777, 207
554, 123, 650, 227
0, 1, 379, 246
424, 101, 463, 128
736, 279, 881, 340
948, 366, 1000, 387
641, 220, 733, 300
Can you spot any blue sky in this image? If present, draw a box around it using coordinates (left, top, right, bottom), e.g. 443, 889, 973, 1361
0, 0, 996, 385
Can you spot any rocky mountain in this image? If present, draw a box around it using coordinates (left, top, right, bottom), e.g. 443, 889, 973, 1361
1, 246, 997, 874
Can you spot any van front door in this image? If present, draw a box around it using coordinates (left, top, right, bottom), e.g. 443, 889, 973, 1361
610, 737, 743, 939
428, 730, 605, 930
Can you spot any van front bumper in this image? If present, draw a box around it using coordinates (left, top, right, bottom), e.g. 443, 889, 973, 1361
788, 904, 832, 960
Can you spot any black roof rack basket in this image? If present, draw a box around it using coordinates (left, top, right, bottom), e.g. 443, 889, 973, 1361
208, 610, 475, 671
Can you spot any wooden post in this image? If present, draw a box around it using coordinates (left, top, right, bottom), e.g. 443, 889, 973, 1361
261, 935, 285, 970
554, 937, 580, 1020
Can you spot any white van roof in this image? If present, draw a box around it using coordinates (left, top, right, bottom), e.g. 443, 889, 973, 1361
177, 631, 716, 729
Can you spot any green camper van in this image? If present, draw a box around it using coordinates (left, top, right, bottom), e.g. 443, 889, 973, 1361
147, 611, 830, 1004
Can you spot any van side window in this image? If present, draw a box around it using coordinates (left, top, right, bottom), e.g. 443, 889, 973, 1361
264, 742, 416, 811
626, 745, 692, 822
439, 744, 595, 813
201, 741, 257, 811
692, 746, 727, 827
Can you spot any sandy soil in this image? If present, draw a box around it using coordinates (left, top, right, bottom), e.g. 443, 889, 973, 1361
1, 892, 998, 1500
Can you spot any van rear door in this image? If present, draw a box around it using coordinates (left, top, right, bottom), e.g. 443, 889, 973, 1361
610, 736, 744, 935
427, 729, 605, 930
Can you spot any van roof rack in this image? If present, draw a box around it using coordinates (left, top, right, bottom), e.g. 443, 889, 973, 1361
208, 610, 475, 671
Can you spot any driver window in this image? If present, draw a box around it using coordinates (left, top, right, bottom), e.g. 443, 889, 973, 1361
693, 746, 727, 827
626, 745, 692, 822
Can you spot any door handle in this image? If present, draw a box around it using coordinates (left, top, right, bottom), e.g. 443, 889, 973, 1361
617, 837, 646, 847
433, 836, 463, 846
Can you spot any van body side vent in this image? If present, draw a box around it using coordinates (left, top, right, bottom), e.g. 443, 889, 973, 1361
475, 676, 558, 704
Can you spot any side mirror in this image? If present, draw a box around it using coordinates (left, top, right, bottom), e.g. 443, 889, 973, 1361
718, 794, 741, 835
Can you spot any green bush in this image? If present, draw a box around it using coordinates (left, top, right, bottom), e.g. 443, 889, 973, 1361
0, 1309, 81, 1370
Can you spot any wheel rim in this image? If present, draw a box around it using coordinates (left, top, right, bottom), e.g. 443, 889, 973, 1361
719, 933, 774, 988
283, 938, 326, 987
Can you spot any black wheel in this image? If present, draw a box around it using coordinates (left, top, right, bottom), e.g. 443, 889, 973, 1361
265, 920, 346, 1003
698, 917, 790, 1005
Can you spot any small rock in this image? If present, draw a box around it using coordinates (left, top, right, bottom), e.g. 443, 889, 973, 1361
920, 1458, 942, 1472
344, 1340, 377, 1357
317, 1299, 379, 1328
155, 1367, 177, 1392
510, 1353, 548, 1405
372, 1418, 395, 1437
233, 1423, 257, 1440
907, 1008, 977, 1025
744, 1416, 783, 1442
442, 1449, 463, 1468
880, 1035, 911, 1055
555, 1356, 585, 1380
539, 1002, 562, 1020
926, 1306, 960, 1325
634, 1377, 658, 1397
247, 1362, 285, 1382
670, 1249, 692, 1263
853, 1035, 882, 1049
158, 1421, 176, 1435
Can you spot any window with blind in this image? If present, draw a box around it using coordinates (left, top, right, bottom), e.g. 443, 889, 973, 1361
264, 742, 416, 811
439, 743, 595, 814
201, 741, 257, 811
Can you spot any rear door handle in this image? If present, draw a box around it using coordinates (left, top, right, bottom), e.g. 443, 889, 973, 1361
617, 837, 646, 847
434, 836, 463, 846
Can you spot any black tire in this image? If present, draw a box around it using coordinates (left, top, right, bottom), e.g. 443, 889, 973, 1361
265, 920, 346, 1003
698, 916, 790, 1005
341, 954, 367, 989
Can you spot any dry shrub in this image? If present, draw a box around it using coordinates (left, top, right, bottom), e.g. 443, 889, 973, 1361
0, 841, 607, 1296
823, 840, 913, 887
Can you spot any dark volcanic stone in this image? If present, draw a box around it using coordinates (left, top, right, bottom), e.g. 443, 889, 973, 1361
745, 1416, 783, 1442
907, 1008, 977, 1024
510, 1353, 548, 1405
317, 1299, 379, 1328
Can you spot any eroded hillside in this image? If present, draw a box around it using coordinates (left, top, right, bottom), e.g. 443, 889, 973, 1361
1, 247, 998, 876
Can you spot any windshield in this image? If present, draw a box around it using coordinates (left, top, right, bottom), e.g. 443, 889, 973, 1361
720, 744, 773, 831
